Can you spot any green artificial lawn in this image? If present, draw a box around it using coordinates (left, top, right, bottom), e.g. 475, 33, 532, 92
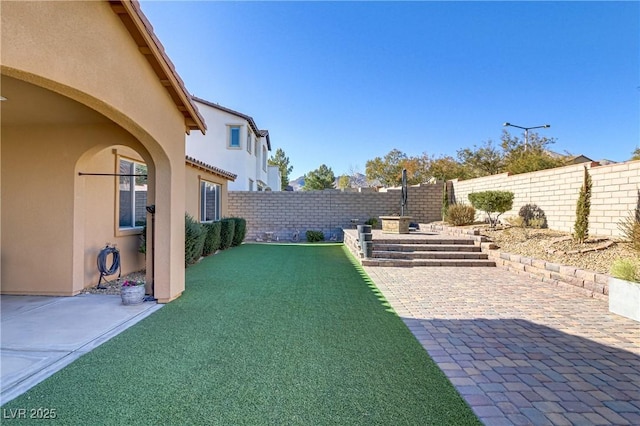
2, 244, 480, 425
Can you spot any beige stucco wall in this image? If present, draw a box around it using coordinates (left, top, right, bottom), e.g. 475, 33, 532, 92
185, 165, 231, 221
1, 1, 190, 302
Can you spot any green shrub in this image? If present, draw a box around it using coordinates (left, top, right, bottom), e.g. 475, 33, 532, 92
468, 190, 514, 228
610, 259, 639, 282
573, 167, 592, 243
518, 204, 547, 228
185, 214, 206, 266
202, 221, 222, 256
442, 182, 449, 221
229, 217, 247, 246
444, 204, 476, 226
138, 223, 147, 254
219, 218, 235, 250
305, 230, 324, 242
505, 216, 525, 227
365, 217, 379, 228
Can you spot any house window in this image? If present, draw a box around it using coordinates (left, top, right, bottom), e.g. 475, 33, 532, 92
119, 159, 147, 229
255, 139, 259, 157
228, 125, 241, 148
200, 181, 221, 222
247, 131, 252, 153
262, 146, 267, 171
248, 179, 254, 191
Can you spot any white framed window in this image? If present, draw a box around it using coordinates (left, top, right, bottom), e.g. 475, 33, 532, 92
247, 131, 252, 153
255, 139, 259, 157
248, 178, 254, 191
228, 125, 241, 149
200, 180, 221, 222
262, 146, 267, 171
119, 158, 147, 229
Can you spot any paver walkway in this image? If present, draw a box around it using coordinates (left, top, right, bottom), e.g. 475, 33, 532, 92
365, 266, 640, 426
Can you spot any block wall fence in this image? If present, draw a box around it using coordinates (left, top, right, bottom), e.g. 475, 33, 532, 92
450, 160, 640, 238
227, 185, 443, 241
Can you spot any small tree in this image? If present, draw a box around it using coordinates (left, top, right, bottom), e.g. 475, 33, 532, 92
573, 167, 592, 243
441, 182, 449, 221
467, 190, 514, 228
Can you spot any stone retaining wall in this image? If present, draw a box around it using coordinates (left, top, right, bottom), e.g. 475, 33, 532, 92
433, 224, 610, 299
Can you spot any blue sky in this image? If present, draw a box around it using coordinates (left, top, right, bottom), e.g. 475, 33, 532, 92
140, 1, 639, 179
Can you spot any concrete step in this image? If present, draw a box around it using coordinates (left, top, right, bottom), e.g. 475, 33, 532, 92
373, 243, 481, 252
361, 258, 496, 267
372, 250, 489, 260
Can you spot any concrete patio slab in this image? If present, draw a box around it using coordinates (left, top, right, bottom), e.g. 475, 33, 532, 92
1, 294, 162, 404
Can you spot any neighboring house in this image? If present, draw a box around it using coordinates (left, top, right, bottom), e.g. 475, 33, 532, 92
185, 156, 237, 222
1, 0, 209, 303
188, 97, 282, 191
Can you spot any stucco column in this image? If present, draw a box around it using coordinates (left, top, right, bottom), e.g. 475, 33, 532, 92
151, 157, 186, 303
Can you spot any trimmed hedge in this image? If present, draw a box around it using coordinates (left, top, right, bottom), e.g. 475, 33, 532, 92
229, 217, 247, 246
202, 221, 222, 256
219, 218, 235, 250
185, 214, 206, 266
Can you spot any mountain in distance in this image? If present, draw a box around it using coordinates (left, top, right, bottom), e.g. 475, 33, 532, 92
288, 173, 370, 191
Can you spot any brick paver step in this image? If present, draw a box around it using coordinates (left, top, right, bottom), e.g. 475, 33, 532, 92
373, 243, 481, 252
373, 238, 476, 245
361, 258, 496, 267
372, 250, 489, 260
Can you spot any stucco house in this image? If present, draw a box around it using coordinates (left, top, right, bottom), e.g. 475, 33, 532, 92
188, 97, 282, 191
1, 0, 233, 303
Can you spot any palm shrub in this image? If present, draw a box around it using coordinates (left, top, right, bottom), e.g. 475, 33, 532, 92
202, 221, 222, 256
444, 204, 476, 226
618, 190, 640, 254
467, 190, 514, 228
185, 214, 206, 266
219, 218, 235, 250
229, 217, 247, 246
573, 167, 592, 244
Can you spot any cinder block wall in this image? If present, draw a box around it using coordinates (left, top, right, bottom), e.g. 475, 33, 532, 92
450, 160, 640, 237
227, 184, 443, 241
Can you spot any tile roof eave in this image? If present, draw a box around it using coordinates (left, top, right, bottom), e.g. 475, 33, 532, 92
185, 156, 237, 181
111, 0, 206, 134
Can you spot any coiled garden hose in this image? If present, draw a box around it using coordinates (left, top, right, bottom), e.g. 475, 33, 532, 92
97, 245, 121, 288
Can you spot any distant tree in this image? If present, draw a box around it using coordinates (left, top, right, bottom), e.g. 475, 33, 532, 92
501, 130, 564, 175
632, 147, 640, 161
456, 140, 504, 177
428, 156, 471, 181
366, 149, 407, 187
268, 148, 293, 191
365, 149, 429, 187
337, 174, 350, 189
303, 164, 336, 190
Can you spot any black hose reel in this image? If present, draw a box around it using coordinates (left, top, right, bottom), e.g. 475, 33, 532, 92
97, 244, 121, 289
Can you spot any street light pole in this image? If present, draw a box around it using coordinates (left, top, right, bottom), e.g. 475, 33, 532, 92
503, 122, 551, 151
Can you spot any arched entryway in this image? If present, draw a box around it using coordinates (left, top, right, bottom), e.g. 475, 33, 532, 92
1, 72, 183, 301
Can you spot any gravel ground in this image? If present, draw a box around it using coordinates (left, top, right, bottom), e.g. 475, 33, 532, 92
480, 226, 639, 275
81, 270, 146, 295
